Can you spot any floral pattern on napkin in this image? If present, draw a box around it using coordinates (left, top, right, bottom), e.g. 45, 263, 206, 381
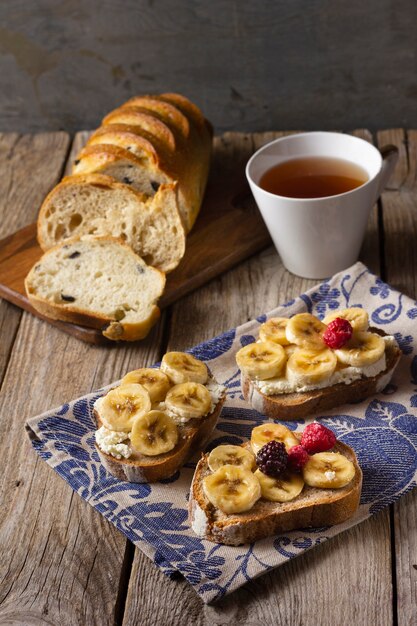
26, 262, 417, 603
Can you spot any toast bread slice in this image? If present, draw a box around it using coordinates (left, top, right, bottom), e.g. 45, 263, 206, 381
25, 236, 165, 341
189, 438, 362, 545
94, 393, 226, 482
241, 328, 401, 420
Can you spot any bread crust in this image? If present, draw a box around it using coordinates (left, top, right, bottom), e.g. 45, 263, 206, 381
94, 393, 226, 482
189, 439, 362, 545
25, 235, 165, 341
241, 329, 401, 420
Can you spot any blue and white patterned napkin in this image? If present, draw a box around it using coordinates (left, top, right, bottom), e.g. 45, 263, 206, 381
26, 262, 417, 604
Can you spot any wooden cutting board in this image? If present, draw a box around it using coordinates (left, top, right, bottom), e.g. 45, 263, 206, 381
0, 132, 272, 344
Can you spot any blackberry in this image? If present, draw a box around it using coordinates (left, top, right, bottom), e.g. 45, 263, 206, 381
256, 440, 288, 477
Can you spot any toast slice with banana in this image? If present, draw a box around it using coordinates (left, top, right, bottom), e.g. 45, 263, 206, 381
94, 352, 226, 482
189, 423, 362, 545
236, 308, 401, 420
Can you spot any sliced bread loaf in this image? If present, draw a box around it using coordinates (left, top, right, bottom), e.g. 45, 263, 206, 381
37, 173, 186, 273
25, 236, 166, 341
73, 94, 213, 232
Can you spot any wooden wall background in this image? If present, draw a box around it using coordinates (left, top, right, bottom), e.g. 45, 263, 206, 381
0, 0, 416, 133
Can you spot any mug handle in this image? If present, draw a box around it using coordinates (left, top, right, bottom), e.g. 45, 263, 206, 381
375, 144, 399, 200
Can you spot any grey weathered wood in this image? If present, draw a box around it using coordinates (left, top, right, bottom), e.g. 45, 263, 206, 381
122, 131, 393, 625
377, 127, 417, 626
1, 2, 417, 134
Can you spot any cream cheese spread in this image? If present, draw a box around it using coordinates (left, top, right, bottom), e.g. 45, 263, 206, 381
256, 335, 396, 396
191, 501, 209, 537
95, 426, 132, 459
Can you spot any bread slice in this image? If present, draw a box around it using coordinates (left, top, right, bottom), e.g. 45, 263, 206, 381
241, 329, 401, 420
94, 392, 226, 483
37, 173, 186, 273
119, 96, 191, 139
87, 124, 162, 164
189, 439, 362, 545
25, 236, 165, 341
102, 106, 178, 151
72, 145, 171, 197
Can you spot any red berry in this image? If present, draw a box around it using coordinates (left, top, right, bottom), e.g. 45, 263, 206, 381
287, 445, 310, 472
300, 423, 337, 454
323, 317, 353, 349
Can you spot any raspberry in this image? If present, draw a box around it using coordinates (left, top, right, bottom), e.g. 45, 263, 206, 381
323, 317, 353, 349
287, 445, 310, 472
300, 423, 337, 454
256, 440, 288, 477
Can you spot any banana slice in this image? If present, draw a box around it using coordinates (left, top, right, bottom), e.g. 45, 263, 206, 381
203, 465, 261, 514
236, 341, 286, 380
284, 344, 298, 359
335, 331, 385, 367
161, 351, 208, 385
287, 348, 337, 385
259, 317, 290, 345
303, 452, 355, 488
255, 469, 304, 502
323, 307, 369, 331
130, 410, 178, 456
165, 382, 211, 419
286, 313, 326, 349
99, 384, 151, 432
208, 445, 256, 472
121, 368, 171, 403
251, 423, 299, 454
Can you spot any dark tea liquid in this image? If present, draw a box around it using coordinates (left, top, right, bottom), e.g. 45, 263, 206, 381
259, 157, 369, 198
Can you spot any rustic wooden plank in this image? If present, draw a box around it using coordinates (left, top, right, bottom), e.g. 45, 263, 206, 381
122, 131, 393, 625
377, 127, 417, 626
0, 131, 167, 624
0, 131, 70, 382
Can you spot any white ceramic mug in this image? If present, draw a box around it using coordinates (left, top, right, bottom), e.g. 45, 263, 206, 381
246, 132, 398, 279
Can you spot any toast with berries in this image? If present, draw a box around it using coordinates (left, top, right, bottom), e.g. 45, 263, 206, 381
237, 309, 401, 420
189, 423, 362, 546
94, 351, 226, 482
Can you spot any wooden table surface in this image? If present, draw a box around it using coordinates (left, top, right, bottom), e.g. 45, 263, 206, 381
0, 129, 415, 626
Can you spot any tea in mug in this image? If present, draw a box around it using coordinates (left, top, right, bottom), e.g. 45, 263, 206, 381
259, 157, 369, 199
